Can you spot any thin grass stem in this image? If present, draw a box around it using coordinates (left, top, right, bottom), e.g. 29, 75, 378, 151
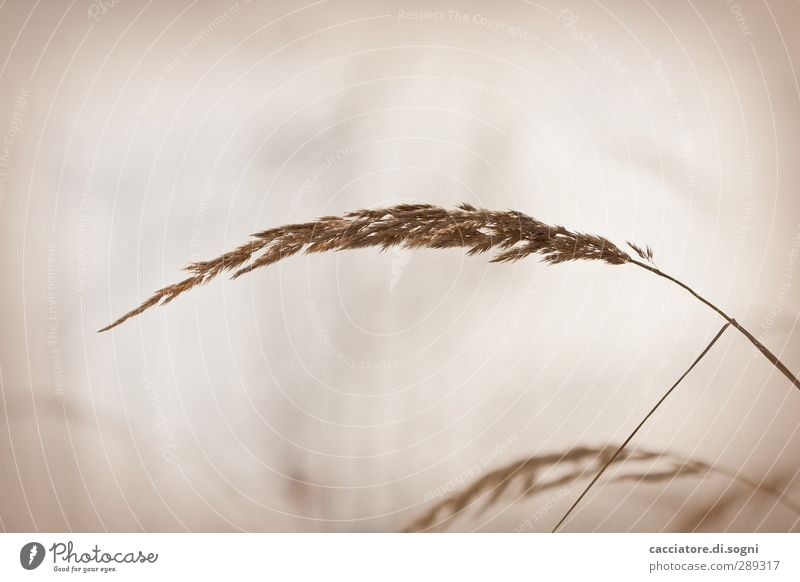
551, 322, 731, 532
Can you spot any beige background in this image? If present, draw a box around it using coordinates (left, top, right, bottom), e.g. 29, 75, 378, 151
0, 0, 799, 532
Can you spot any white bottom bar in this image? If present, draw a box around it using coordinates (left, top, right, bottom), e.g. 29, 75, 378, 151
1, 533, 797, 581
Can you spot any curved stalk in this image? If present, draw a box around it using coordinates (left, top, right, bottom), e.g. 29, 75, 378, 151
629, 259, 800, 391
97, 202, 800, 395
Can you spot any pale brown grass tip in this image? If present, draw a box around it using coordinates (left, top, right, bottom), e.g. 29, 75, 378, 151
99, 203, 633, 332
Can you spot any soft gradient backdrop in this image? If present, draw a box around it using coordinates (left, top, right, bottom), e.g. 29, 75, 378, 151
1, 0, 799, 532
